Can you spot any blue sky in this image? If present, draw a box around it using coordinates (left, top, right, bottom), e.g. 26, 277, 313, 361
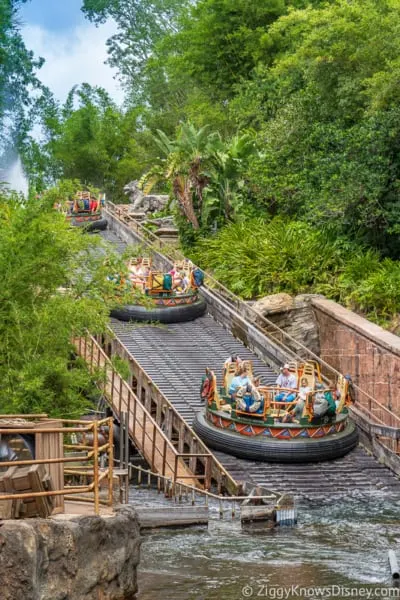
19, 1, 124, 105
20, 0, 86, 32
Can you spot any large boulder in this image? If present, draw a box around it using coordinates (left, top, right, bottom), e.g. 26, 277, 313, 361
0, 505, 141, 600
252, 293, 322, 356
252, 293, 294, 315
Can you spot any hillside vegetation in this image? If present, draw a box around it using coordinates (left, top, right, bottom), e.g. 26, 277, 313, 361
5, 0, 400, 331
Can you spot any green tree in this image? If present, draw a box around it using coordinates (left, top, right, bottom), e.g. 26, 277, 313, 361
24, 84, 154, 200
142, 124, 257, 245
232, 0, 400, 257
0, 183, 140, 416
0, 0, 44, 167
82, 0, 188, 94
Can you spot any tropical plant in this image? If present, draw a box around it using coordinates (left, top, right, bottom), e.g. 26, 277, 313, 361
191, 217, 400, 329
141, 123, 222, 230
0, 185, 144, 416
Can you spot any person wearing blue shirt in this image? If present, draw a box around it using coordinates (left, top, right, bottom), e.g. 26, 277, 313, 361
229, 365, 251, 398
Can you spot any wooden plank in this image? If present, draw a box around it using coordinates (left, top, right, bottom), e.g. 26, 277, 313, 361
35, 419, 64, 512
0, 467, 19, 518
135, 506, 209, 529
241, 505, 275, 523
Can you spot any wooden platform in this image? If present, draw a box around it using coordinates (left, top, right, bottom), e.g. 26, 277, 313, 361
52, 501, 114, 519
135, 506, 209, 529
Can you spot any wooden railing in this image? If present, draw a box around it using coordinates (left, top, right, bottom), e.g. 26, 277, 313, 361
105, 203, 400, 456
0, 416, 114, 516
75, 335, 238, 494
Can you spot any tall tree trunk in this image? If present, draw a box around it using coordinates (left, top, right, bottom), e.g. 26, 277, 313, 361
173, 176, 199, 229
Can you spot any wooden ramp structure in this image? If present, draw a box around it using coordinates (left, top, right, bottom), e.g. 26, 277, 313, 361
76, 337, 236, 493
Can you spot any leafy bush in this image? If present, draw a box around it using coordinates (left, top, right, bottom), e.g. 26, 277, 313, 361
0, 188, 139, 416
192, 217, 400, 328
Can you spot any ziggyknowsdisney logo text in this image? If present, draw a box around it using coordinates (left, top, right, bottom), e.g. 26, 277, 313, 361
241, 584, 400, 599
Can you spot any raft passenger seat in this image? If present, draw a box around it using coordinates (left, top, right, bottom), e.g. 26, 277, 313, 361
145, 271, 173, 295
210, 372, 232, 413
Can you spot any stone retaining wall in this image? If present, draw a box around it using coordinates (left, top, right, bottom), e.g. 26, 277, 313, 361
0, 505, 141, 600
312, 298, 400, 414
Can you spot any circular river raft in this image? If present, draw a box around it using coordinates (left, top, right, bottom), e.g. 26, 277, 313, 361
111, 295, 207, 324
194, 360, 359, 463
55, 190, 107, 232
110, 258, 207, 323
66, 214, 108, 232
193, 411, 358, 463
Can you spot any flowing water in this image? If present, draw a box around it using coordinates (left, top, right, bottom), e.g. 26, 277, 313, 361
2, 156, 29, 196
131, 487, 400, 600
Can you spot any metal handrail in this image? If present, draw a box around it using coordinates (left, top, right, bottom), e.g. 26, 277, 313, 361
132, 463, 284, 520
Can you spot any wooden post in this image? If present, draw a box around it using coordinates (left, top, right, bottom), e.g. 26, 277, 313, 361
120, 411, 125, 466
137, 372, 143, 403
108, 417, 114, 507
35, 420, 64, 514
178, 422, 185, 453
129, 391, 135, 439
118, 377, 123, 415
155, 392, 162, 425
189, 437, 197, 473
145, 383, 152, 413
162, 439, 167, 476
151, 424, 156, 470
142, 412, 147, 453
204, 456, 212, 491
110, 370, 115, 404
165, 408, 173, 440
93, 421, 100, 515
124, 412, 129, 504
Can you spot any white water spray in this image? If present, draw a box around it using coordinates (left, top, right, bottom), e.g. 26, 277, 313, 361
3, 156, 29, 197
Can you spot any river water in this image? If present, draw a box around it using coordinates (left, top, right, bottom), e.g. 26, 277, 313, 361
131, 487, 400, 600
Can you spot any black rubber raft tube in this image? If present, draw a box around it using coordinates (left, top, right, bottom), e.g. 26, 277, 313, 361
110, 297, 207, 324
193, 411, 359, 463
71, 217, 108, 232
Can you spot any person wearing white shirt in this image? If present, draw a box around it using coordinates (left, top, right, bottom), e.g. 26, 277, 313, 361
275, 364, 297, 402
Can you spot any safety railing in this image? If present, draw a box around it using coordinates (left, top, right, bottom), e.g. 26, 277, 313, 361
0, 415, 114, 516
105, 202, 400, 445
75, 335, 239, 494
131, 462, 282, 519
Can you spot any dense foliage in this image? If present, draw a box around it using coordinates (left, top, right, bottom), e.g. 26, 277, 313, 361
0, 184, 139, 416
192, 218, 400, 329
8, 0, 400, 332
0, 0, 44, 169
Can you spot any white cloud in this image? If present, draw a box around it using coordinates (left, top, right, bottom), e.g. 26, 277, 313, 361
22, 20, 125, 105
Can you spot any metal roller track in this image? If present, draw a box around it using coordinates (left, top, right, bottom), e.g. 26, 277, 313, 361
102, 229, 400, 499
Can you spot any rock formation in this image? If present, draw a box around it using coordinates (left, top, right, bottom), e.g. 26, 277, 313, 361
252, 293, 322, 356
0, 505, 141, 600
